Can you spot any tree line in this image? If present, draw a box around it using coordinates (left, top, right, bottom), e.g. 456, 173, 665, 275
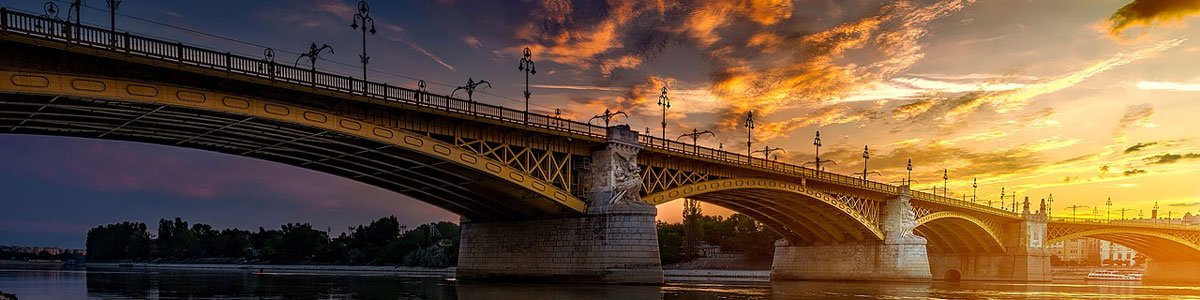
656, 213, 780, 264
86, 217, 460, 267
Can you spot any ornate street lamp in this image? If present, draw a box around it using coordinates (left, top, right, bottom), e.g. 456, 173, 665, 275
1048, 193, 1054, 217
296, 43, 334, 84
861, 146, 869, 181
587, 109, 628, 128
350, 0, 376, 82
452, 78, 491, 103
906, 159, 913, 186
744, 111, 755, 160
942, 169, 949, 197
1066, 204, 1088, 218
657, 86, 670, 145
1106, 197, 1113, 222
999, 187, 1005, 208
972, 178, 978, 204
678, 128, 714, 152
752, 145, 785, 160
519, 47, 537, 123
814, 131, 822, 170
105, 0, 120, 45
67, 0, 82, 26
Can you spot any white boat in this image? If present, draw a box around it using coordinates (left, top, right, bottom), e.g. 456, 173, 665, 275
1085, 270, 1142, 281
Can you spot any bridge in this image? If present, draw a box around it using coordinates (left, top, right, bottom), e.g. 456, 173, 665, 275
2, 8, 1199, 284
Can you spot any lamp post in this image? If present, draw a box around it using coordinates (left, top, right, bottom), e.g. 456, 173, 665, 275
296, 43, 334, 85
752, 145, 785, 160
999, 187, 1005, 208
678, 129, 714, 152
350, 0, 376, 82
1106, 197, 1113, 222
1117, 208, 1135, 220
942, 169, 948, 197
657, 86, 670, 145
1048, 193, 1054, 217
1012, 191, 1018, 212
587, 109, 627, 128
814, 131, 822, 171
1066, 205, 1088, 218
906, 159, 913, 186
861, 146, 869, 181
66, 0, 81, 25
744, 111, 754, 160
105, 0, 120, 45
972, 178, 978, 204
518, 47, 536, 123
451, 78, 491, 103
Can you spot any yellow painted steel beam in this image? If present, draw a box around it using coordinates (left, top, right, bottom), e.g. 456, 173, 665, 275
0, 70, 586, 213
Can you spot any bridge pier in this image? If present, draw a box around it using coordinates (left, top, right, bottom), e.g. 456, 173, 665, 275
772, 193, 932, 281
456, 125, 663, 284
928, 198, 1051, 282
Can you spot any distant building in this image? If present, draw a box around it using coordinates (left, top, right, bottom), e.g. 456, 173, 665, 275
1100, 240, 1138, 266
1053, 238, 1101, 265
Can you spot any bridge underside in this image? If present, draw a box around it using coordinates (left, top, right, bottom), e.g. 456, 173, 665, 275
690, 191, 880, 245
0, 93, 564, 221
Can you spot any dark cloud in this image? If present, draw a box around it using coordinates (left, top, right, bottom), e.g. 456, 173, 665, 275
1123, 168, 1147, 176
1124, 142, 1158, 153
1168, 201, 1200, 207
1108, 0, 1200, 37
1144, 152, 1200, 164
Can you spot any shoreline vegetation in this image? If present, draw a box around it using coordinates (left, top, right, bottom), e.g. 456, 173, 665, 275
86, 216, 461, 268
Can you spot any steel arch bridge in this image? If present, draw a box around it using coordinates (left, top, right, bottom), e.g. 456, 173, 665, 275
4, 8, 1200, 283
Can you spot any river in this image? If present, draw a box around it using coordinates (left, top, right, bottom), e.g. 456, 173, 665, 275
2, 268, 1200, 299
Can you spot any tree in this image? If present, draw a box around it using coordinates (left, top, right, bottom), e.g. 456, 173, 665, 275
682, 199, 702, 259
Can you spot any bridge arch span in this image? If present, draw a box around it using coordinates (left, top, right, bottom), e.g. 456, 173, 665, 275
1047, 228, 1200, 261
915, 211, 1005, 254
0, 71, 585, 220
644, 178, 885, 244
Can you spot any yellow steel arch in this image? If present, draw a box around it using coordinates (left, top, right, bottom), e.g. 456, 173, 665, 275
0, 70, 586, 213
1046, 228, 1200, 253
644, 178, 884, 241
915, 211, 1006, 253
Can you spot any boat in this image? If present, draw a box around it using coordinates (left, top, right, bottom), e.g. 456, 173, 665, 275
1085, 270, 1141, 281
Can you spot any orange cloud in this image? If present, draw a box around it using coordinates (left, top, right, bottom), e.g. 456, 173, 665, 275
1108, 0, 1200, 37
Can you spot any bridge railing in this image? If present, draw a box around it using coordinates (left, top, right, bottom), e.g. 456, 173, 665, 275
0, 8, 1017, 216
0, 8, 613, 142
1050, 217, 1200, 230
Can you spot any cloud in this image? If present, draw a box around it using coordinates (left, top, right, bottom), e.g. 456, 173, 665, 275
946, 39, 1183, 118
1107, 0, 1200, 37
380, 25, 458, 71
1114, 103, 1155, 143
1144, 152, 1200, 164
1138, 80, 1200, 91
1123, 168, 1147, 176
1124, 142, 1159, 153
1168, 201, 1200, 207
463, 35, 483, 49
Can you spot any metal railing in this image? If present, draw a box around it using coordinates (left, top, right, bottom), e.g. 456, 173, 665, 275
1050, 217, 1200, 230
0, 8, 1015, 217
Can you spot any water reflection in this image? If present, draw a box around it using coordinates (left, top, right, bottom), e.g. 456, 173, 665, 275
2, 269, 1200, 299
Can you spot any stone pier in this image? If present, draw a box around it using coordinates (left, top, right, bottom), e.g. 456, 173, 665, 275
928, 198, 1051, 282
456, 125, 664, 284
771, 192, 932, 281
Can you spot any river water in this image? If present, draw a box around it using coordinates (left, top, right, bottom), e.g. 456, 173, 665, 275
3, 268, 1200, 299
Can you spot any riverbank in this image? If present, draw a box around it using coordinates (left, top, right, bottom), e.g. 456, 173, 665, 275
86, 262, 455, 277
83, 263, 772, 283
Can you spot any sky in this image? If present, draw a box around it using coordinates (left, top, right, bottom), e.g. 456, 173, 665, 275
2, 0, 1200, 248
